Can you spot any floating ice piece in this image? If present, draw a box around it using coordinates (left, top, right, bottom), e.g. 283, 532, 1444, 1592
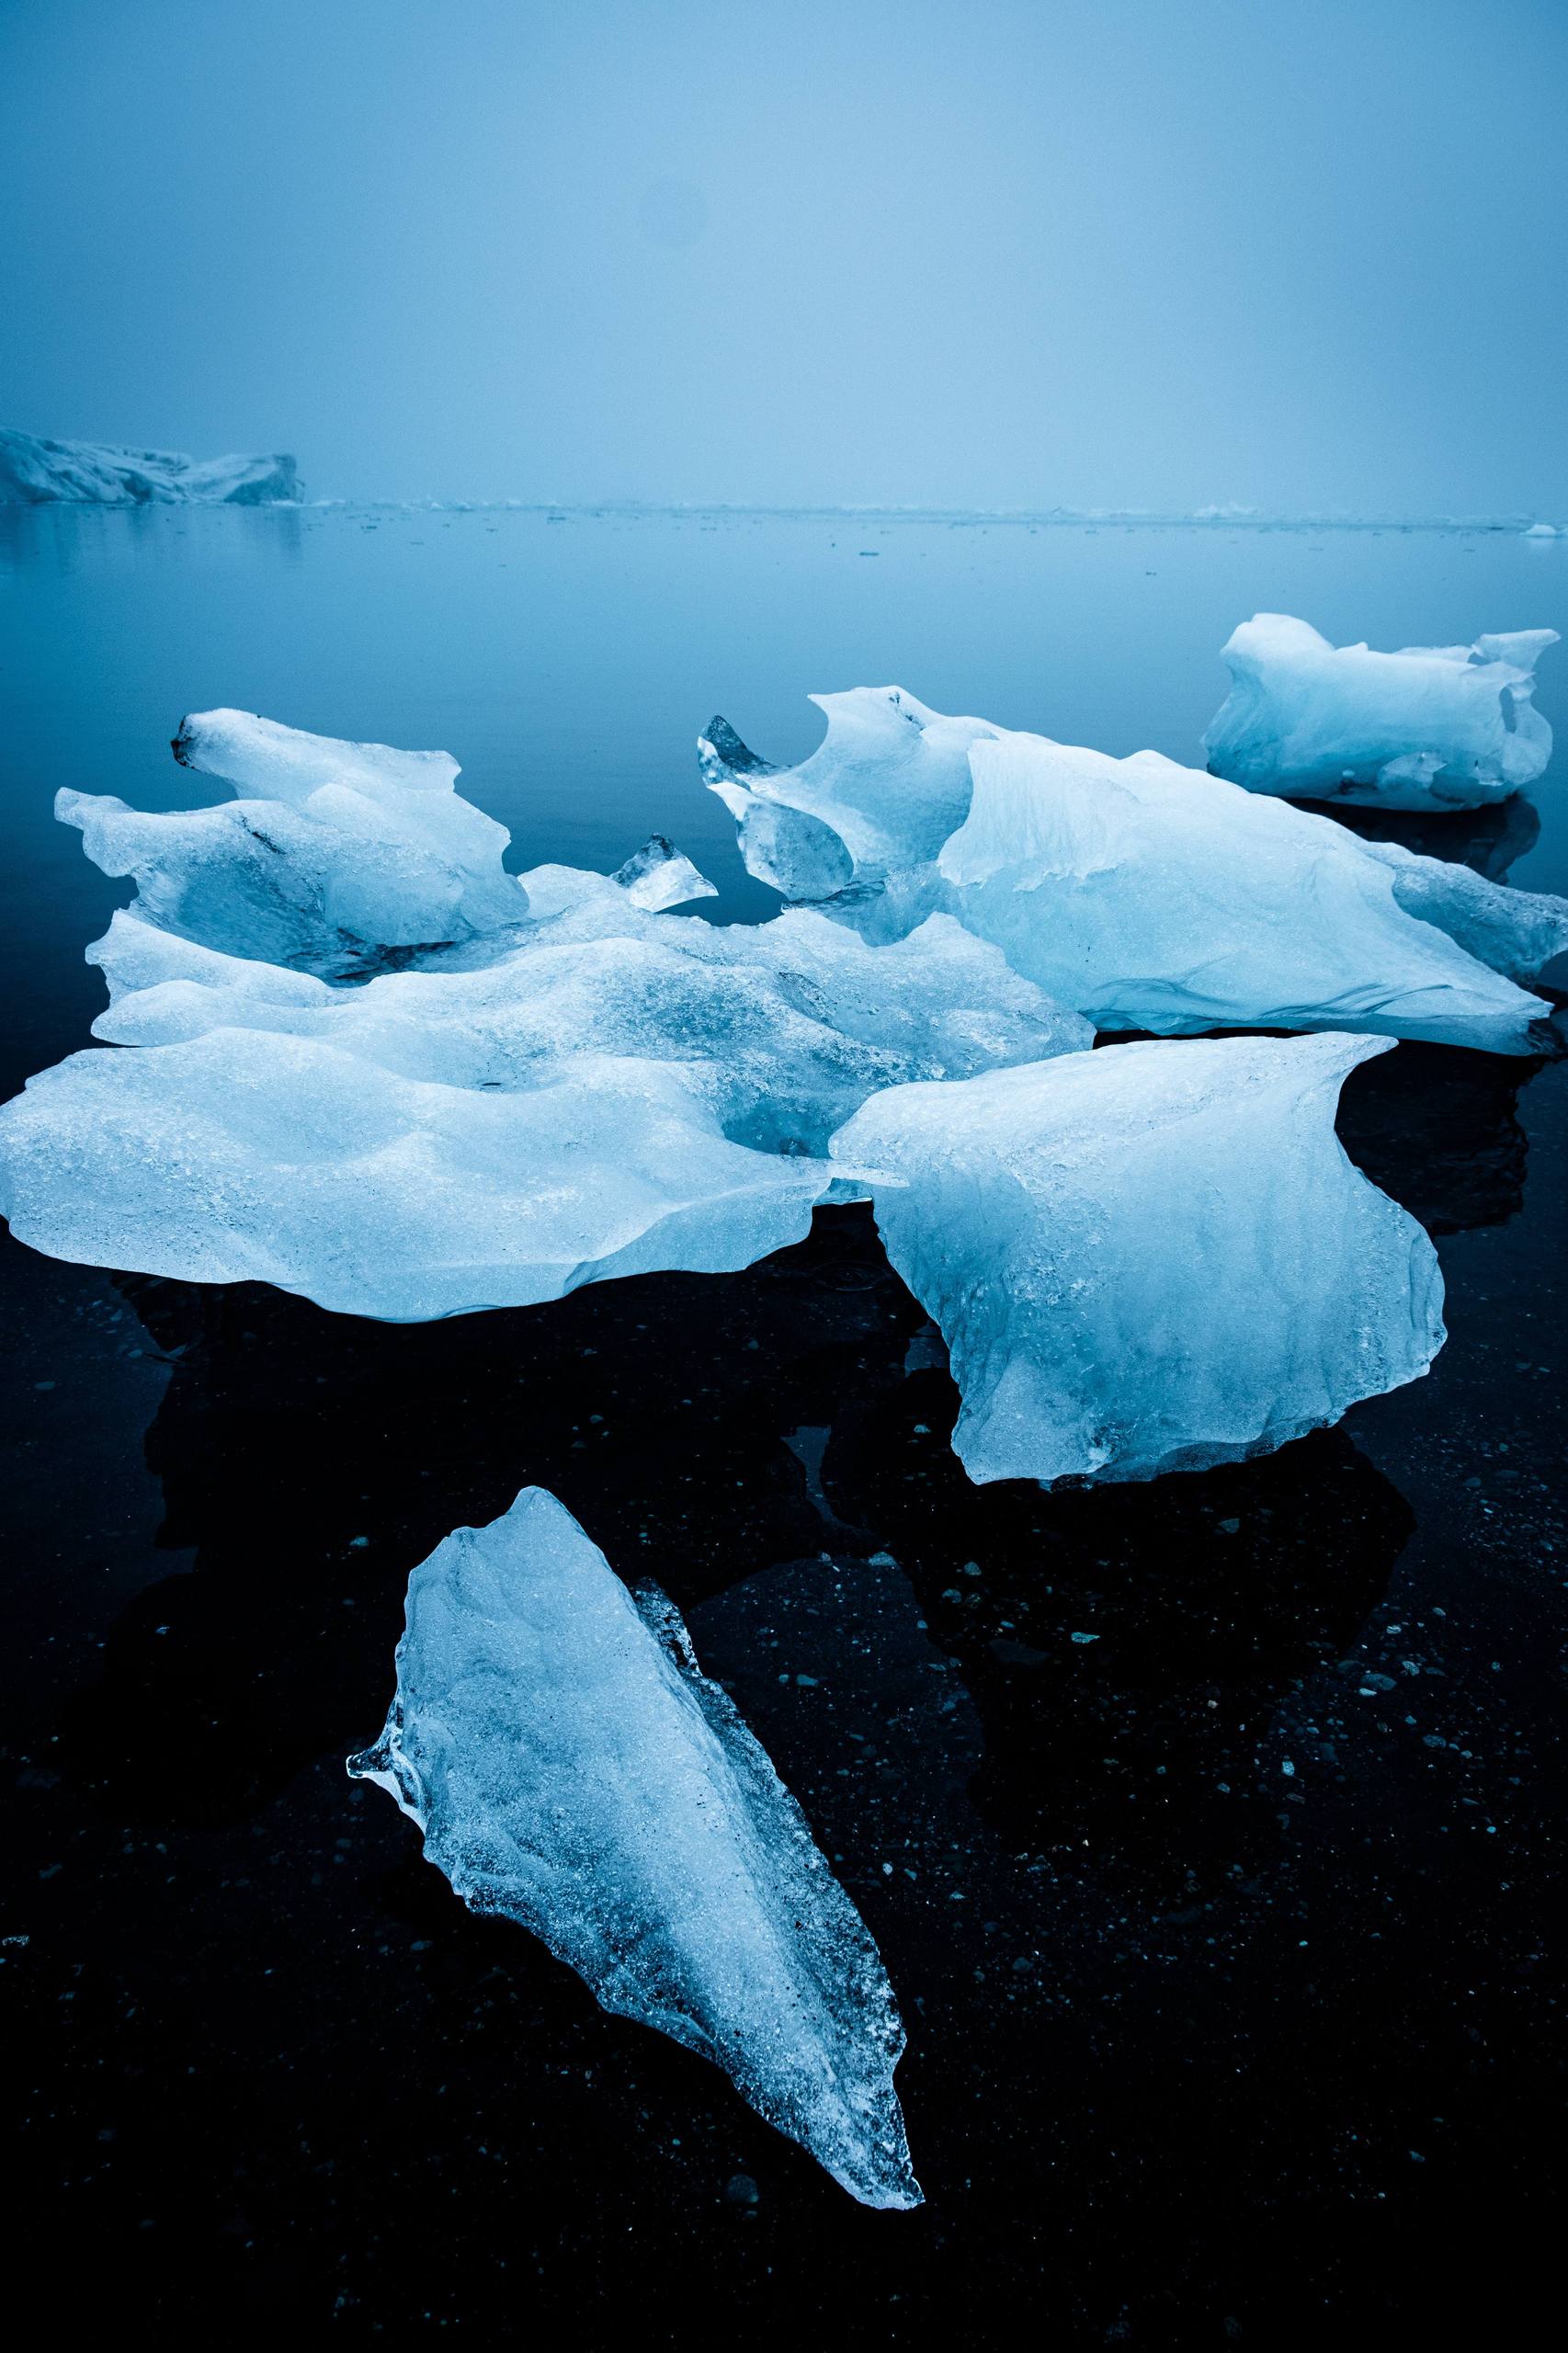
1202, 614, 1558, 810
0, 1033, 837, 1320
2, 872, 1084, 1313
831, 1034, 1445, 1487
84, 894, 1087, 1158
347, 1486, 921, 2208
610, 834, 718, 911
0, 426, 297, 506
60, 710, 525, 976
937, 731, 1566, 1053
1523, 522, 1558, 540
700, 689, 998, 934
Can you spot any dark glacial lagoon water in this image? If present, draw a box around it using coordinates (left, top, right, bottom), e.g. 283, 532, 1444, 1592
1, 506, 1564, 2342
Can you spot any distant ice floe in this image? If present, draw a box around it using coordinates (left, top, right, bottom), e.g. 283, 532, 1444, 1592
714, 695, 1567, 1053
347, 1485, 921, 2209
1202, 614, 1558, 811
833, 1033, 1446, 1486
0, 426, 298, 506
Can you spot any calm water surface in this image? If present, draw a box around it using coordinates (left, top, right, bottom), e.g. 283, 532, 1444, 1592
1, 509, 1563, 2342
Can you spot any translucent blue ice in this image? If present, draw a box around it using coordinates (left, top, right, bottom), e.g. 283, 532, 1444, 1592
347, 1485, 921, 2208
1203, 613, 1558, 810
832, 1032, 1446, 1486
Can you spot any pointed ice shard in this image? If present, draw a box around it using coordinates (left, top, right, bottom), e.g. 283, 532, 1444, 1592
59, 709, 526, 976
1202, 614, 1558, 809
347, 1486, 921, 2209
831, 1033, 1446, 1488
609, 834, 719, 911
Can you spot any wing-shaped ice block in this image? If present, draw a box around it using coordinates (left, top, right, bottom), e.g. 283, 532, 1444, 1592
831, 1033, 1446, 1487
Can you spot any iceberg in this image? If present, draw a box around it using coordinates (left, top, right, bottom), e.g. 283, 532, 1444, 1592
0, 426, 298, 506
937, 731, 1566, 1054
347, 1486, 920, 2209
830, 1033, 1446, 1487
1202, 614, 1558, 810
61, 709, 527, 976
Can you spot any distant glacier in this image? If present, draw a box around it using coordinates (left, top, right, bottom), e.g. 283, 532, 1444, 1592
0, 426, 298, 506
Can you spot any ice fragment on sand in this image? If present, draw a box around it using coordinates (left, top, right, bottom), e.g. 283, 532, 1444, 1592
831, 1033, 1446, 1487
0, 1033, 837, 1321
347, 1486, 920, 2208
2, 868, 1085, 1313
1202, 614, 1558, 810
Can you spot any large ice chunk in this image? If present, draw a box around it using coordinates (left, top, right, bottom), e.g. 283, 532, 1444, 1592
937, 731, 1566, 1053
83, 896, 1089, 1158
700, 688, 997, 934
0, 869, 1085, 1314
60, 709, 526, 975
1202, 614, 1558, 809
0, 426, 298, 506
831, 1033, 1445, 1487
0, 1033, 838, 1321
347, 1486, 920, 2208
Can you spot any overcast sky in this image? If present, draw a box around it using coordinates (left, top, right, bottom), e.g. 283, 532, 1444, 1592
3, 0, 1563, 513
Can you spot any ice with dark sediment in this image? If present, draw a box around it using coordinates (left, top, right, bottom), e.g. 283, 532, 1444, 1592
1202, 614, 1558, 810
609, 835, 719, 910
832, 1033, 1446, 1488
347, 1485, 921, 2209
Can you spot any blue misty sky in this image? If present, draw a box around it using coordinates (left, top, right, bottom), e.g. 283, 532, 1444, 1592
2, 0, 1564, 513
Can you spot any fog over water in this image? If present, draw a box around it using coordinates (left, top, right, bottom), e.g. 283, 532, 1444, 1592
3, 0, 1564, 515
